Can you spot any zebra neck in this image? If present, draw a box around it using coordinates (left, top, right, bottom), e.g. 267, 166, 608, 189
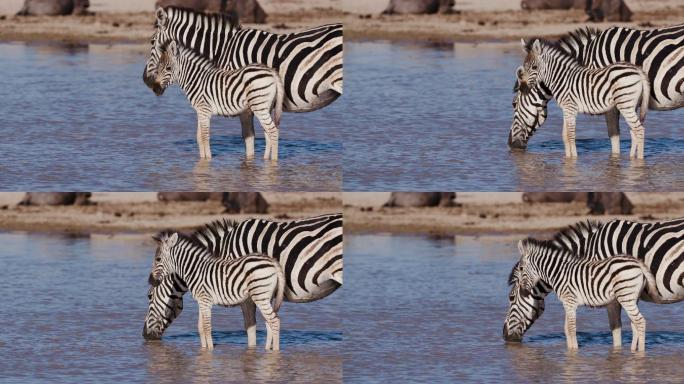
170, 244, 215, 288
174, 53, 218, 92
167, 11, 237, 61
530, 249, 577, 291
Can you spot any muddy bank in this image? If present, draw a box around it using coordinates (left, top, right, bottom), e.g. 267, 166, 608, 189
344, 194, 684, 235
0, 193, 341, 234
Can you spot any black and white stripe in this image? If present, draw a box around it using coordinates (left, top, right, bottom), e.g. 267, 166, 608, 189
143, 214, 343, 342
504, 218, 684, 344
143, 7, 343, 158
517, 38, 650, 158
516, 238, 654, 351
510, 24, 684, 153
149, 231, 285, 350
155, 41, 284, 160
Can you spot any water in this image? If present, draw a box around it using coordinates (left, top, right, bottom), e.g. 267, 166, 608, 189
0, 43, 342, 191
343, 42, 684, 191
344, 233, 684, 382
0, 232, 342, 383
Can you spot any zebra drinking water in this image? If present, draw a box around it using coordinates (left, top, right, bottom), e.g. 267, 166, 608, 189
143, 214, 343, 343
144, 6, 343, 159
504, 218, 684, 344
150, 231, 285, 350
517, 38, 650, 158
516, 238, 656, 351
509, 25, 684, 153
154, 41, 284, 160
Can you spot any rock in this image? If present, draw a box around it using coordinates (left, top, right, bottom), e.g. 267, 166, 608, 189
155, 0, 267, 23
382, 0, 454, 15
16, 0, 90, 16
19, 192, 91, 206
522, 192, 589, 203
520, 0, 631, 21
384, 192, 455, 207
222, 192, 268, 214
157, 192, 225, 202
520, 0, 583, 10
587, 192, 633, 215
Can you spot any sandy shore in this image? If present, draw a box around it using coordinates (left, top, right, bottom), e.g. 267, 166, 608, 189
343, 192, 684, 235
0, 192, 341, 234
0, 0, 681, 44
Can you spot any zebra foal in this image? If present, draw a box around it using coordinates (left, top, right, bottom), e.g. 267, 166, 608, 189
154, 41, 284, 160
150, 231, 285, 350
518, 39, 650, 158
517, 238, 656, 351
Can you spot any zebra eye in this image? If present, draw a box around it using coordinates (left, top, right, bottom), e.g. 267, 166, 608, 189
531, 65, 538, 70
155, 257, 161, 262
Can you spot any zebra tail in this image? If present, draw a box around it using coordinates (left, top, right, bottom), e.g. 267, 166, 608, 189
637, 260, 677, 304
639, 72, 650, 123
273, 71, 285, 127
273, 263, 285, 313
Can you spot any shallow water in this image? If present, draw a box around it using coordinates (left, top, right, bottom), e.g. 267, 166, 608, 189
342, 42, 684, 191
344, 233, 684, 382
0, 43, 342, 191
0, 232, 341, 383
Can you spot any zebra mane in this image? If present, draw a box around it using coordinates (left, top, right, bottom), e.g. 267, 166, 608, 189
191, 218, 237, 246
165, 6, 241, 30
154, 230, 220, 258
552, 220, 602, 252
507, 261, 521, 286
558, 26, 601, 48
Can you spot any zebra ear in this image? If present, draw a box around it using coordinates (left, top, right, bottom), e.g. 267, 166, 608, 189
168, 41, 177, 56
167, 233, 178, 248
156, 7, 168, 28
517, 240, 526, 255
521, 38, 528, 53
532, 39, 542, 54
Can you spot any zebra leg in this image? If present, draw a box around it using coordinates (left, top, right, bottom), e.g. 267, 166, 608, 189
562, 110, 579, 157
253, 109, 279, 161
605, 108, 620, 155
198, 302, 214, 350
240, 299, 257, 347
618, 107, 645, 159
621, 300, 646, 352
606, 300, 622, 348
196, 110, 212, 159
563, 303, 579, 350
253, 297, 279, 350
239, 111, 256, 159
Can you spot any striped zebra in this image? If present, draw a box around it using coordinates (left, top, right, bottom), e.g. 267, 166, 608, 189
143, 213, 343, 343
517, 39, 650, 158
150, 231, 285, 350
509, 24, 684, 153
509, 81, 550, 146
143, 7, 343, 159
504, 218, 684, 344
516, 238, 656, 351
155, 41, 284, 160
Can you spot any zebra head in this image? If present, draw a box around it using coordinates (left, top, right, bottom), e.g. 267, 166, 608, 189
150, 231, 179, 286
142, 276, 185, 340
152, 40, 178, 96
143, 7, 172, 92
508, 78, 549, 149
503, 241, 549, 342
518, 38, 545, 93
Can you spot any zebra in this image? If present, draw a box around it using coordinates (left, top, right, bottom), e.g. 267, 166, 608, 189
509, 24, 684, 152
150, 231, 285, 350
504, 218, 684, 345
143, 6, 343, 159
142, 213, 343, 344
517, 38, 650, 158
516, 238, 656, 351
508, 80, 550, 147
154, 40, 284, 160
